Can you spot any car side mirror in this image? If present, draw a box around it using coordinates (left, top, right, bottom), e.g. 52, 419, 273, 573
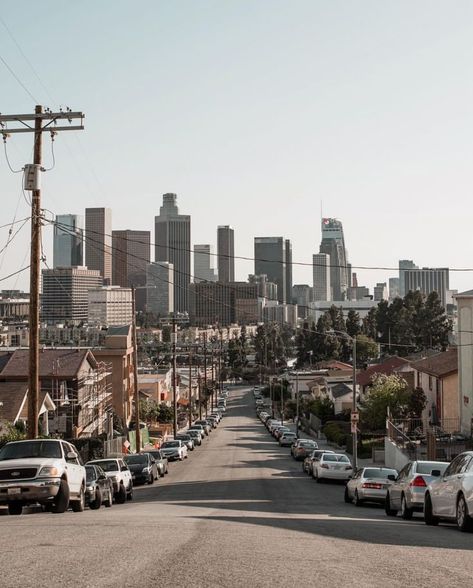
99, 474, 107, 480
121, 465, 128, 471
387, 474, 396, 481
431, 469, 441, 477
66, 451, 78, 461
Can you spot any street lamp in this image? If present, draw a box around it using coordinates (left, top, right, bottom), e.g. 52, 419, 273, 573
329, 330, 358, 469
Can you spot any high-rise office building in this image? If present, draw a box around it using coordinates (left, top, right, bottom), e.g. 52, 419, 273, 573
217, 225, 235, 282
194, 244, 217, 283
189, 282, 258, 326
88, 286, 133, 326
248, 274, 278, 301
285, 239, 293, 305
41, 267, 102, 324
85, 208, 112, 283
389, 277, 400, 300
154, 193, 191, 313
112, 230, 150, 288
292, 284, 311, 318
373, 282, 388, 302
312, 253, 331, 301
53, 214, 83, 268
146, 261, 174, 317
254, 237, 287, 303
405, 268, 449, 306
319, 218, 348, 301
399, 260, 418, 297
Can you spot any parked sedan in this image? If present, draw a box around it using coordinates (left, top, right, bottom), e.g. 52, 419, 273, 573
292, 439, 319, 460
194, 420, 212, 434
273, 426, 291, 440
313, 453, 353, 482
125, 453, 158, 485
385, 460, 449, 519
146, 450, 169, 476
175, 434, 195, 452
160, 440, 188, 461
424, 451, 473, 531
85, 465, 113, 509
279, 432, 297, 447
345, 467, 397, 506
303, 449, 335, 475
188, 424, 207, 438
186, 429, 203, 446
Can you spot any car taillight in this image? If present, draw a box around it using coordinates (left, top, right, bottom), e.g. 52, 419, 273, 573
362, 482, 383, 489
410, 476, 427, 488
321, 464, 329, 469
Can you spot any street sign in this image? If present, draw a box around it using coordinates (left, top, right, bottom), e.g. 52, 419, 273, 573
351, 412, 359, 423
351, 423, 358, 433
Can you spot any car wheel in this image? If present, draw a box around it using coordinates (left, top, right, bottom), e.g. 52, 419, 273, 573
354, 491, 363, 507
148, 472, 154, 485
302, 463, 306, 473
126, 485, 133, 501
401, 494, 413, 520
115, 483, 127, 504
456, 494, 473, 532
424, 493, 439, 526
8, 501, 23, 516
104, 488, 113, 507
344, 486, 352, 504
89, 487, 102, 510
165, 467, 169, 475
385, 493, 397, 517
71, 485, 85, 512
52, 479, 70, 514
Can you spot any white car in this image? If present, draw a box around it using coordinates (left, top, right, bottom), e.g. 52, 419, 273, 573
313, 453, 353, 482
160, 440, 188, 461
424, 451, 473, 531
345, 467, 398, 506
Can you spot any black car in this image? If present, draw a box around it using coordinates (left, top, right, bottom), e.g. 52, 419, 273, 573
85, 465, 113, 509
124, 453, 158, 485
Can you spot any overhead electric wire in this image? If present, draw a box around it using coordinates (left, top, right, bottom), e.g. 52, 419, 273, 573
0, 53, 39, 103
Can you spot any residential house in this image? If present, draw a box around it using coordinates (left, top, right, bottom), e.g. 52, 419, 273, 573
410, 348, 459, 432
356, 356, 410, 396
0, 349, 111, 438
0, 382, 55, 435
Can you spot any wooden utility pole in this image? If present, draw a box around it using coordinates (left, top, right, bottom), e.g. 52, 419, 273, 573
211, 346, 215, 411
198, 373, 202, 419
219, 329, 223, 394
172, 317, 178, 437
203, 332, 208, 417
0, 106, 84, 439
188, 348, 193, 428
131, 286, 141, 452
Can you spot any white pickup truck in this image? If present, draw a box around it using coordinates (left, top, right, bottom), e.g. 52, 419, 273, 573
0, 439, 86, 515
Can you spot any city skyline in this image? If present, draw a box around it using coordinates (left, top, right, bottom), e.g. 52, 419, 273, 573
2, 2, 473, 295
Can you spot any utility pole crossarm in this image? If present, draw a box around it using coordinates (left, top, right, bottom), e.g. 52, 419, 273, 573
0, 111, 84, 135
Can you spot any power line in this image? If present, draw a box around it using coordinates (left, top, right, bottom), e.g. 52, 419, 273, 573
0, 53, 39, 103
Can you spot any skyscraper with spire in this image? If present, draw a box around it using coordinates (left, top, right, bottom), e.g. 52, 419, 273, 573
319, 218, 348, 301
154, 193, 191, 313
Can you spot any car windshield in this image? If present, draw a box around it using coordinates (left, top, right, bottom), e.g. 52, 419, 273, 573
364, 468, 397, 478
187, 431, 199, 436
176, 436, 190, 441
324, 454, 350, 463
162, 441, 179, 448
300, 441, 316, 447
282, 433, 296, 437
91, 460, 118, 472
0, 440, 62, 460
148, 452, 161, 460
416, 462, 449, 475
125, 455, 147, 464
85, 466, 96, 482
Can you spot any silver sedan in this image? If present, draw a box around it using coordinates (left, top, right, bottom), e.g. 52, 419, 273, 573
385, 460, 449, 519
345, 467, 398, 506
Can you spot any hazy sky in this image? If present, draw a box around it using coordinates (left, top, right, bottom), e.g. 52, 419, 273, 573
1, 1, 473, 294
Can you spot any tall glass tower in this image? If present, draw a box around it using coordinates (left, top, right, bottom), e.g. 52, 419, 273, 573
53, 214, 84, 268
319, 218, 348, 301
154, 193, 191, 313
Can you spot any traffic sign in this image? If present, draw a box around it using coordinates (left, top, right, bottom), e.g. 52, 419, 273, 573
350, 412, 359, 423
351, 423, 358, 433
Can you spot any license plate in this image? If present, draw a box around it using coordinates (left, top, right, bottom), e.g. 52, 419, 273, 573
8, 487, 21, 495
333, 465, 342, 470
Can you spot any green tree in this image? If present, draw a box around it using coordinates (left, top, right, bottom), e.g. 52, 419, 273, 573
308, 396, 335, 424
157, 403, 173, 423
355, 334, 378, 365
346, 310, 361, 338
417, 291, 452, 350
362, 307, 377, 339
360, 373, 410, 431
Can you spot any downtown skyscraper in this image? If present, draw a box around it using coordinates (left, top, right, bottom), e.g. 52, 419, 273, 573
53, 214, 83, 268
254, 237, 290, 304
85, 207, 112, 283
319, 218, 348, 301
217, 225, 235, 282
112, 230, 150, 288
154, 193, 191, 313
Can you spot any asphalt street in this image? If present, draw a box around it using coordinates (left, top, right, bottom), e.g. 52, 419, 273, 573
1, 386, 473, 588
